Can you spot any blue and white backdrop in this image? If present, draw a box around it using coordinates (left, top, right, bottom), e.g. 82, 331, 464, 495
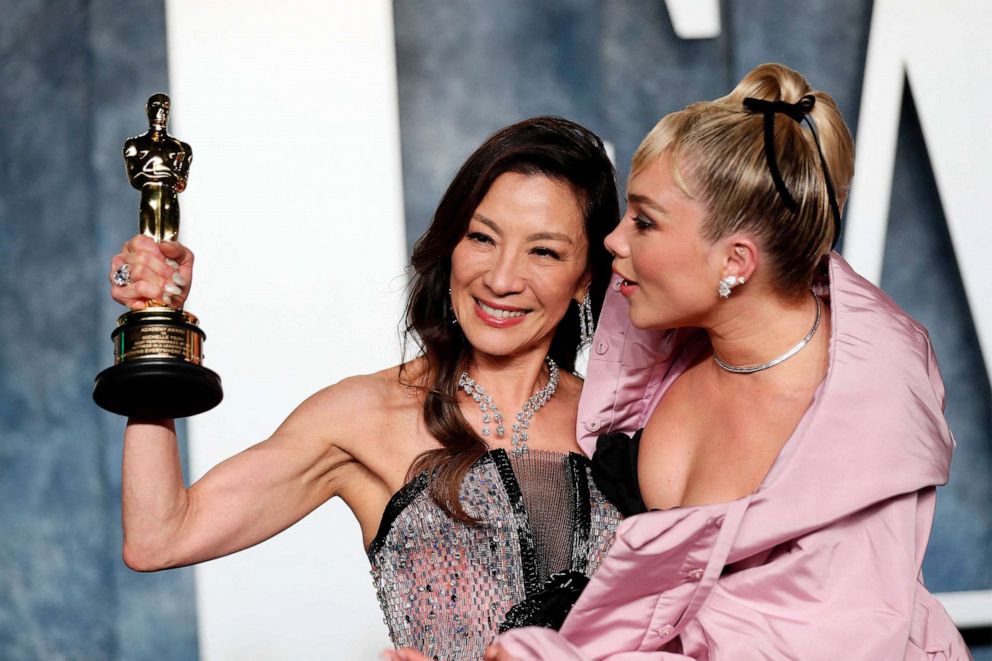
1, 1, 989, 659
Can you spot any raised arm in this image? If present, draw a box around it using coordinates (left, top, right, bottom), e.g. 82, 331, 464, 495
121, 388, 355, 571
109, 235, 369, 571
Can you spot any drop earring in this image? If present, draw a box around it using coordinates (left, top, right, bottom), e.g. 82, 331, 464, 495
578, 289, 594, 348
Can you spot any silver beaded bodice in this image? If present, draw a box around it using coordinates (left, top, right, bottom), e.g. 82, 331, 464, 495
368, 449, 621, 660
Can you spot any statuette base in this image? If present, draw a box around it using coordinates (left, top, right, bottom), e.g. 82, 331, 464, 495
93, 306, 222, 418
94, 359, 222, 419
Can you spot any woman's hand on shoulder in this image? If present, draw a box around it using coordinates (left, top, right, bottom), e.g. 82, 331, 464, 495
110, 234, 193, 310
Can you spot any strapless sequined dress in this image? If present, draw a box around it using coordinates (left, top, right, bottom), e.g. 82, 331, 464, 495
368, 448, 621, 660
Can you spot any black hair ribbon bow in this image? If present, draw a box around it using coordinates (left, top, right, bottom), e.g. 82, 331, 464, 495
743, 94, 843, 248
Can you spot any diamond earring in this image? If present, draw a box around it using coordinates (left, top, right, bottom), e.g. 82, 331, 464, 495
578, 289, 594, 348
718, 275, 745, 299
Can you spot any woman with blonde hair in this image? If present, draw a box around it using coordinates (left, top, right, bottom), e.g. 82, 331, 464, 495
486, 63, 969, 659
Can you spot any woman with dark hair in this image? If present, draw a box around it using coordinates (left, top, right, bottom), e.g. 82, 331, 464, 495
487, 64, 968, 659
108, 116, 621, 659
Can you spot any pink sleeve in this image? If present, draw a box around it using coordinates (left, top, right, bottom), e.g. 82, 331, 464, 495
682, 493, 966, 660
500, 494, 967, 660
496, 626, 692, 661
494, 627, 592, 660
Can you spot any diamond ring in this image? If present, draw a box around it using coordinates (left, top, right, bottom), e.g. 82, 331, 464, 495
112, 263, 132, 287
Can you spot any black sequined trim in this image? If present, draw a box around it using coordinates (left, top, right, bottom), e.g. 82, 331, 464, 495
498, 570, 590, 632
568, 454, 592, 574
490, 449, 541, 598
367, 471, 429, 559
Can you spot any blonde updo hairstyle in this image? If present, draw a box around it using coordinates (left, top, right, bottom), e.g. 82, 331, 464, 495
631, 63, 855, 299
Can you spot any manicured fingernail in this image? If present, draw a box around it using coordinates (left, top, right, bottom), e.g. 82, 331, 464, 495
162, 294, 173, 306
164, 283, 182, 296
165, 259, 179, 269
172, 272, 187, 287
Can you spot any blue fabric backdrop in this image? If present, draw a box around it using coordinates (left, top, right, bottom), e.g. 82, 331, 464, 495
0, 1, 198, 659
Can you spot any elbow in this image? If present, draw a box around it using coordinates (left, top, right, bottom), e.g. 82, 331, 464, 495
122, 537, 176, 572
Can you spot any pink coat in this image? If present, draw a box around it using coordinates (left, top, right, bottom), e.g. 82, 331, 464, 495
498, 254, 970, 660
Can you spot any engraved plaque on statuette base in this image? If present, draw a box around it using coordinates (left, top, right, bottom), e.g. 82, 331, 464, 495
93, 307, 222, 418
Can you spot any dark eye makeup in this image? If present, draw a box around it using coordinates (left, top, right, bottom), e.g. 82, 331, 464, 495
530, 246, 562, 260
632, 213, 656, 231
466, 231, 494, 244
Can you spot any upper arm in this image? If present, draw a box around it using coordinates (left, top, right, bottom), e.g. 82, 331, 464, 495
171, 374, 386, 566
262, 375, 380, 494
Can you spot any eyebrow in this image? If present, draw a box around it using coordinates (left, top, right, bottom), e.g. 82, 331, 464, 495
627, 193, 667, 215
473, 214, 575, 244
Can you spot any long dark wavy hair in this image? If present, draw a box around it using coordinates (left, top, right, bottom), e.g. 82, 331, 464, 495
401, 116, 619, 522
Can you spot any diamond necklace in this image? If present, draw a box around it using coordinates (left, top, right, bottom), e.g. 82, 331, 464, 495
457, 356, 560, 457
712, 294, 822, 374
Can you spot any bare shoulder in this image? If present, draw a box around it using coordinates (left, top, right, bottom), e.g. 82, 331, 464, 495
291, 363, 416, 424
278, 359, 427, 455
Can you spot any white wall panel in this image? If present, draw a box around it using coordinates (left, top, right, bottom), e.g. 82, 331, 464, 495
164, 2, 403, 658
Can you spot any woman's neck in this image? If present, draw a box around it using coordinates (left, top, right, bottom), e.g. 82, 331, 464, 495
466, 347, 553, 410
706, 289, 822, 373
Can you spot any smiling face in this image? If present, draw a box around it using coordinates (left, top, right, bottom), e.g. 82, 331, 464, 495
605, 151, 726, 330
450, 172, 590, 361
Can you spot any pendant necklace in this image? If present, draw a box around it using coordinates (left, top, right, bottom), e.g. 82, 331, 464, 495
713, 293, 822, 374
458, 357, 559, 457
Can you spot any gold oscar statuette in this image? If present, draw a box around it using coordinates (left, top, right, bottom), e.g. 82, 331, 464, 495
93, 93, 223, 418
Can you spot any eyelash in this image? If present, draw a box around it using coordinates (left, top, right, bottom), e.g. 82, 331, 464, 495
531, 246, 561, 260
466, 231, 561, 260
467, 231, 493, 244
632, 214, 655, 231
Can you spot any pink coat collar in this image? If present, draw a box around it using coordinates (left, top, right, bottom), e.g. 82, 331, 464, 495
577, 252, 954, 554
